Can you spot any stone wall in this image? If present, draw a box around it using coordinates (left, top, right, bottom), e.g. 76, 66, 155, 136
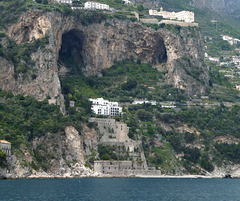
94, 160, 161, 176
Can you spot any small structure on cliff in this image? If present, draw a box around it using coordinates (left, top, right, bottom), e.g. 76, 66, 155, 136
89, 98, 122, 116
94, 160, 161, 176
223, 35, 240, 45
53, 0, 74, 4
122, 0, 133, 5
132, 99, 156, 105
149, 7, 195, 23
0, 140, 11, 157
84, 1, 110, 10
87, 118, 160, 176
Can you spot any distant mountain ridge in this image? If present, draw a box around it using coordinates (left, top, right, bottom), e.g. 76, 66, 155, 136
133, 0, 240, 19
190, 0, 240, 18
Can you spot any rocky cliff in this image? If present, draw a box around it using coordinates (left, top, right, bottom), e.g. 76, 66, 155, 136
0, 9, 209, 104
190, 0, 240, 18
0, 126, 100, 179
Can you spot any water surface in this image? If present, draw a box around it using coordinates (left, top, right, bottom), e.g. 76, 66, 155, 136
0, 178, 239, 201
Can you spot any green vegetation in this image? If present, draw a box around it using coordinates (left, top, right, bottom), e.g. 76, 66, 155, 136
61, 60, 186, 104
0, 89, 86, 149
0, 33, 49, 79
0, 150, 6, 168
215, 143, 240, 164
159, 105, 240, 138
98, 144, 129, 160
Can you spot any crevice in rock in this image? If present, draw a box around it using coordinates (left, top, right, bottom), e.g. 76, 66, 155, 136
58, 29, 85, 76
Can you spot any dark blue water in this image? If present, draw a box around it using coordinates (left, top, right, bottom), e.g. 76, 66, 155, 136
0, 178, 239, 201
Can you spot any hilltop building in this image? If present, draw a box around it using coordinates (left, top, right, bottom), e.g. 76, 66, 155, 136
0, 140, 11, 157
53, 0, 73, 4
132, 100, 157, 105
89, 98, 122, 116
236, 85, 240, 90
122, 0, 133, 5
149, 7, 194, 23
84, 1, 110, 10
223, 35, 240, 45
88, 118, 161, 176
232, 56, 240, 65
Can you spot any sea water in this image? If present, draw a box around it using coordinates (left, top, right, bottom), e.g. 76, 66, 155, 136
0, 178, 239, 201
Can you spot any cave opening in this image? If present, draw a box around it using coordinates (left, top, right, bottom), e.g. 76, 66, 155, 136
157, 38, 168, 64
58, 29, 85, 76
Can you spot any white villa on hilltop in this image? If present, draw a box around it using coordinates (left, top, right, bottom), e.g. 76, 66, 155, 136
54, 0, 110, 10
89, 98, 122, 116
149, 7, 194, 23
223, 35, 240, 45
84, 1, 110, 10
122, 0, 133, 5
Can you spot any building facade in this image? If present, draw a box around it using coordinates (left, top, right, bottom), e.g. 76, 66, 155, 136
94, 160, 161, 176
84, 1, 110, 10
54, 0, 73, 4
0, 140, 11, 157
122, 0, 133, 5
149, 7, 194, 23
89, 98, 122, 116
132, 100, 156, 105
223, 35, 240, 45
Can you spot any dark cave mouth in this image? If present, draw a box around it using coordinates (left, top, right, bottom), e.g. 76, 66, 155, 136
58, 29, 85, 75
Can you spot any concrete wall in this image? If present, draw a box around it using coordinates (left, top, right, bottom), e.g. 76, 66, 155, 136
160, 20, 198, 27
94, 160, 161, 176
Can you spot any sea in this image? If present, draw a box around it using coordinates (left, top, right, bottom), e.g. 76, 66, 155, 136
0, 178, 239, 201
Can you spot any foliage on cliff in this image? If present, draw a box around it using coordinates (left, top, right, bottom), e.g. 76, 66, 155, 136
0, 89, 85, 150
0, 33, 49, 78
0, 150, 6, 168
61, 60, 186, 106
60, 59, 240, 174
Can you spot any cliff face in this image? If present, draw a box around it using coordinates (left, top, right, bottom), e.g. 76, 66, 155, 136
190, 0, 240, 18
3, 126, 98, 178
0, 9, 209, 102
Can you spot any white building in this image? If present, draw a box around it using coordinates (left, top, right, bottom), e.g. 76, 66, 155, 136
122, 0, 133, 5
208, 57, 220, 63
132, 100, 157, 105
149, 7, 194, 23
89, 98, 122, 116
223, 35, 240, 45
54, 0, 73, 4
84, 1, 110, 10
232, 56, 240, 65
0, 140, 11, 157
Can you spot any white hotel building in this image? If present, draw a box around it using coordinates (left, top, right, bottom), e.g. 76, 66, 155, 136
84, 1, 110, 10
149, 7, 195, 23
89, 98, 122, 116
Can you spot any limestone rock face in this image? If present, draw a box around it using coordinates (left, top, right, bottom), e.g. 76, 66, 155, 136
9, 126, 95, 178
0, 9, 209, 101
7, 10, 51, 43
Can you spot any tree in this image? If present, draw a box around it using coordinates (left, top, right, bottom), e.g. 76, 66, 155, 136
137, 4, 144, 12
137, 109, 152, 121
0, 150, 6, 167
121, 78, 137, 90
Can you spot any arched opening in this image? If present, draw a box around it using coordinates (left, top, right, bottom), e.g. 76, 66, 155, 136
58, 29, 85, 75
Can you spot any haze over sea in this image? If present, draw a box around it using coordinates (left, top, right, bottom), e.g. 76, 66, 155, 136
0, 178, 240, 201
